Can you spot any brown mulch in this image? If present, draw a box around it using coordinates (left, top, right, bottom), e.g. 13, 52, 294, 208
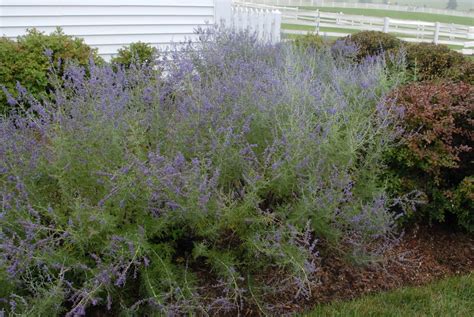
246, 225, 474, 316
309, 224, 474, 305
89, 225, 474, 316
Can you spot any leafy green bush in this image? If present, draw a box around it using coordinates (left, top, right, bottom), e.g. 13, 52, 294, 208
111, 42, 157, 68
293, 33, 327, 51
405, 42, 474, 83
0, 28, 102, 114
341, 31, 403, 61
387, 80, 474, 231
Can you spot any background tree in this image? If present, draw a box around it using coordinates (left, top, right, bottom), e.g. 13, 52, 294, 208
446, 0, 458, 10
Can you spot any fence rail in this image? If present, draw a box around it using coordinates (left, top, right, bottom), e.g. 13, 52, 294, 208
235, 1, 474, 54
239, 0, 474, 18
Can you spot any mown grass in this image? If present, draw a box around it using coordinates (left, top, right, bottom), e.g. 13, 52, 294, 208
282, 23, 429, 39
281, 24, 466, 50
316, 0, 473, 11
306, 274, 474, 316
297, 7, 474, 25
282, 33, 339, 42
282, 23, 357, 34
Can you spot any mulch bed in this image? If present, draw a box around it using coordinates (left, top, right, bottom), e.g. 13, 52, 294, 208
91, 225, 474, 316
250, 225, 474, 315
236, 225, 474, 316
301, 224, 474, 311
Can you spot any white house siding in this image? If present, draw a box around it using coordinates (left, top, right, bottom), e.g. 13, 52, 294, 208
0, 0, 217, 60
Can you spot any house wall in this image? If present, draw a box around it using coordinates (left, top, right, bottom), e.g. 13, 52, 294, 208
0, 0, 219, 60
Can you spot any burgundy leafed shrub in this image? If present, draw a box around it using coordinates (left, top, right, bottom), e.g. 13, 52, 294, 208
387, 80, 474, 231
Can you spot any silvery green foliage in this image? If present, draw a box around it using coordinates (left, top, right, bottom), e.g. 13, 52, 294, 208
0, 28, 403, 315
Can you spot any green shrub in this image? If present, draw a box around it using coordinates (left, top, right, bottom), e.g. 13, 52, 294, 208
341, 31, 403, 61
0, 28, 102, 114
405, 42, 474, 83
293, 33, 327, 51
387, 80, 474, 231
111, 42, 157, 68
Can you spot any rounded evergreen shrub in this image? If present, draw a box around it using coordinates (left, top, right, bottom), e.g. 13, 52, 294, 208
111, 42, 158, 68
387, 80, 474, 232
0, 28, 102, 114
341, 31, 403, 61
405, 42, 474, 83
292, 33, 326, 51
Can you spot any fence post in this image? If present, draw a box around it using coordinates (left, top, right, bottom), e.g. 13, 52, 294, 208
215, 0, 232, 26
249, 9, 256, 36
336, 12, 343, 25
383, 17, 390, 33
258, 9, 265, 41
315, 9, 320, 34
265, 9, 273, 42
462, 41, 474, 55
272, 10, 281, 44
243, 8, 249, 31
468, 26, 474, 40
434, 22, 440, 44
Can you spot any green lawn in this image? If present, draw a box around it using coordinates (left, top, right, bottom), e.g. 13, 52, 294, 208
306, 274, 474, 316
297, 7, 474, 25
282, 23, 427, 40
282, 23, 357, 34
394, 0, 473, 11
282, 33, 340, 42
281, 23, 466, 50
309, 0, 473, 11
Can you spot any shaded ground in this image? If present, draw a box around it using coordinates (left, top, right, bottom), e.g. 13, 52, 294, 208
89, 225, 474, 316
226, 224, 474, 316
236, 224, 474, 315
309, 225, 473, 306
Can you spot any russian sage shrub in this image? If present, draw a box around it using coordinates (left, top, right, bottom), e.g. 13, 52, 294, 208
0, 29, 403, 315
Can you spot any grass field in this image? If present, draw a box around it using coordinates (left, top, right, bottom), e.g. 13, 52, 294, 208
298, 7, 474, 25
282, 22, 357, 34
306, 274, 474, 316
299, 0, 473, 11
395, 0, 473, 11
281, 27, 466, 50
280, 23, 466, 47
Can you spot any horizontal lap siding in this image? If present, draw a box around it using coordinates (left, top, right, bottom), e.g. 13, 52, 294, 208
0, 0, 215, 60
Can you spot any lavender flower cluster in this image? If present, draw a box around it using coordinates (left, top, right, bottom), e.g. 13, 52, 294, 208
0, 29, 404, 315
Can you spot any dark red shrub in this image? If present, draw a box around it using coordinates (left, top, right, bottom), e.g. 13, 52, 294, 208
387, 80, 474, 231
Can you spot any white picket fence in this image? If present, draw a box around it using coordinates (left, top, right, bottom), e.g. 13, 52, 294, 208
231, 6, 282, 43
0, 0, 281, 60
241, 0, 474, 18
236, 1, 474, 54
